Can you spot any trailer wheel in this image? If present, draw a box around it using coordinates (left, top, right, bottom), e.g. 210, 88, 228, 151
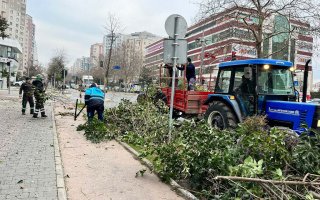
204, 101, 237, 129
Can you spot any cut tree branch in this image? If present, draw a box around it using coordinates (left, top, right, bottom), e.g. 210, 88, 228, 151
215, 176, 320, 186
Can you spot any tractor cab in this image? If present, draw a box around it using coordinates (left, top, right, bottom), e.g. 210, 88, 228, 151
213, 59, 296, 118
204, 59, 301, 129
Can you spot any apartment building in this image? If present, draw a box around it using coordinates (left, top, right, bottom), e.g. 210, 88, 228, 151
72, 57, 91, 74
90, 43, 103, 68
0, 0, 35, 75
103, 33, 129, 55
23, 14, 34, 72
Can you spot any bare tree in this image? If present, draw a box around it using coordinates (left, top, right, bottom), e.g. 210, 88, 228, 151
90, 65, 105, 85
118, 41, 143, 85
103, 13, 121, 91
196, 0, 320, 58
25, 63, 44, 78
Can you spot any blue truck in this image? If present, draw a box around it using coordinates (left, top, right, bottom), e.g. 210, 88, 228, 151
204, 59, 320, 134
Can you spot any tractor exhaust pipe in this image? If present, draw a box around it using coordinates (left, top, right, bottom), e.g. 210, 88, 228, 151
302, 59, 311, 102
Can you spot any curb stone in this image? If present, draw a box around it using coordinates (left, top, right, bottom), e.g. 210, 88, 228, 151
51, 102, 68, 200
115, 138, 198, 200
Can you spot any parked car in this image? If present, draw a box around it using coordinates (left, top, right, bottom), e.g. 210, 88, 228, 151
130, 84, 141, 93
13, 81, 23, 86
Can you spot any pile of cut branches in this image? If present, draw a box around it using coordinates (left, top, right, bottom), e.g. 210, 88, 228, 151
78, 94, 320, 199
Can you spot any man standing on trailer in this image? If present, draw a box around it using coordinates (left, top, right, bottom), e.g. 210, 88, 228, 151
178, 57, 196, 91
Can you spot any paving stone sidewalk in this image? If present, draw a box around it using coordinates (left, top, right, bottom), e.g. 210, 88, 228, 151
0, 89, 58, 200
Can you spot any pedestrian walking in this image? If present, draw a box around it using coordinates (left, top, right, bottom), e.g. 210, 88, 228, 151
84, 83, 105, 122
32, 74, 47, 118
19, 77, 34, 115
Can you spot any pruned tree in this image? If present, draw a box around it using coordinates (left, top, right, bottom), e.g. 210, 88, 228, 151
103, 13, 121, 91
196, 0, 320, 58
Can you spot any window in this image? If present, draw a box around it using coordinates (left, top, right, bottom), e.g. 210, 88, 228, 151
233, 68, 245, 91
272, 15, 290, 60
2, 1, 7, 9
216, 68, 232, 93
257, 66, 294, 95
187, 41, 197, 50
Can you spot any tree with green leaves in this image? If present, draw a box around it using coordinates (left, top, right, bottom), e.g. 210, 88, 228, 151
47, 50, 67, 87
139, 66, 153, 88
196, 0, 320, 58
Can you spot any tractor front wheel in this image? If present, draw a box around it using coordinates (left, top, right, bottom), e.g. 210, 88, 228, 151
204, 102, 237, 129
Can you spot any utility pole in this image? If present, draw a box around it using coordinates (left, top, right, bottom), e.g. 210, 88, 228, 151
7, 61, 11, 94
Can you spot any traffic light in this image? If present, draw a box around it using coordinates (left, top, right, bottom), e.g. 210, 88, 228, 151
61, 69, 68, 77
231, 51, 237, 61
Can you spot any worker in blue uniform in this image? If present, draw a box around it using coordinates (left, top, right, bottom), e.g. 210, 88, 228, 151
84, 83, 105, 122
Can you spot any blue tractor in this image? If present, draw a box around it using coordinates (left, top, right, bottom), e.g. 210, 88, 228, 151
204, 59, 320, 134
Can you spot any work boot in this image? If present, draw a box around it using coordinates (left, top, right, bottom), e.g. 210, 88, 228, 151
41, 113, 47, 118
30, 110, 34, 114
22, 112, 26, 115
33, 113, 38, 118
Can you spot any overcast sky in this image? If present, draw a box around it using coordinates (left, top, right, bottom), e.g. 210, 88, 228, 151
27, 0, 319, 82
26, 0, 199, 66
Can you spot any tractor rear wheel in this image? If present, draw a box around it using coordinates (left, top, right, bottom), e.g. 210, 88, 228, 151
204, 101, 237, 129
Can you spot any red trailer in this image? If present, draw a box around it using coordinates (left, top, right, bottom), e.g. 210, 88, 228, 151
157, 64, 215, 116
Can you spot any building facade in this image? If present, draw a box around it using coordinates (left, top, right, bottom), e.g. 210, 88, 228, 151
0, 0, 36, 76
144, 39, 164, 79
145, 7, 313, 94
23, 14, 35, 73
103, 33, 129, 55
90, 43, 103, 68
0, 38, 22, 88
102, 31, 161, 82
72, 57, 91, 74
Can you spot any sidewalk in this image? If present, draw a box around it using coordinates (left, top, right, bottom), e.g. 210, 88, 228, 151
54, 91, 184, 200
0, 88, 185, 199
0, 88, 59, 200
